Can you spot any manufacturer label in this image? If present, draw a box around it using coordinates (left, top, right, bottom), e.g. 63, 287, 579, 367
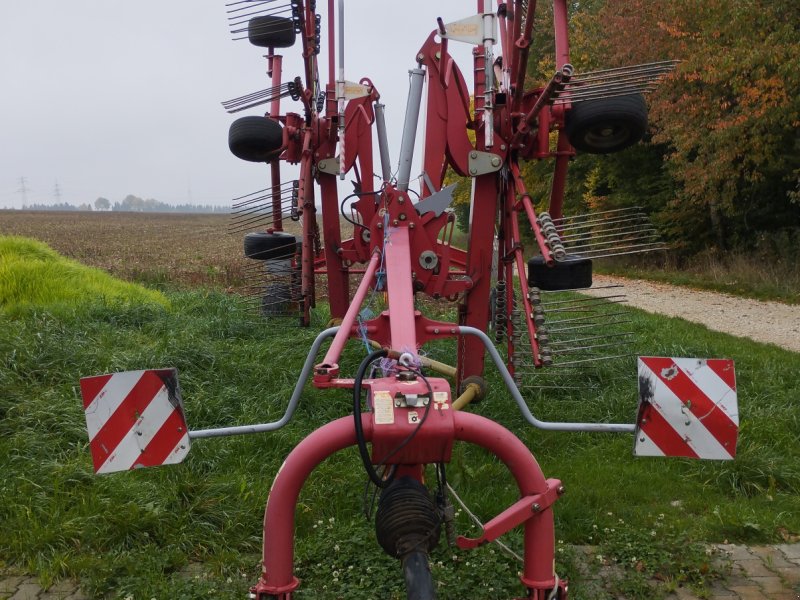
373, 391, 395, 425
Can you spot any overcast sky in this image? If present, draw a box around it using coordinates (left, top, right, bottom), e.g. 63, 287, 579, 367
0, 1, 478, 209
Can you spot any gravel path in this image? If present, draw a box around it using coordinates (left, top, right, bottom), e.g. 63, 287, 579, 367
583, 275, 800, 353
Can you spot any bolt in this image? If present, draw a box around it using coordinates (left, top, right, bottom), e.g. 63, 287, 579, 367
557, 485, 566, 496
392, 219, 399, 226
532, 503, 541, 513
434, 328, 440, 334
491, 157, 501, 167
470, 167, 478, 175
399, 213, 407, 221
470, 151, 478, 159
398, 195, 405, 203
500, 144, 507, 151
435, 51, 441, 60
417, 53, 425, 61
177, 427, 183, 433
409, 223, 415, 229
319, 160, 327, 170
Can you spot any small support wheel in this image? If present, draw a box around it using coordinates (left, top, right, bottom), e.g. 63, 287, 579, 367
243, 232, 297, 260
565, 94, 648, 154
248, 16, 296, 48
229, 116, 284, 163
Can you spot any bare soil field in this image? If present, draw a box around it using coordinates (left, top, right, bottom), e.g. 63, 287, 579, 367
0, 211, 302, 291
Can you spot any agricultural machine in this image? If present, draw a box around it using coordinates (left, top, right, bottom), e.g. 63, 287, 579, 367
79, 1, 741, 598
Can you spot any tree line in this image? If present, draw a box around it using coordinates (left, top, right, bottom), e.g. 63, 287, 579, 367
523, 0, 799, 260
19, 194, 227, 214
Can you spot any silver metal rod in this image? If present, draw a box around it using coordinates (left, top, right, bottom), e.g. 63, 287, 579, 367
459, 326, 635, 433
568, 60, 679, 79
550, 353, 632, 367
189, 327, 340, 439
541, 294, 627, 307
396, 67, 426, 191
559, 225, 657, 242
374, 102, 392, 183
551, 206, 644, 223
564, 246, 667, 260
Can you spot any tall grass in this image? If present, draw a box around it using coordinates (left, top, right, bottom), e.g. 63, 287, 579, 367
0, 236, 168, 316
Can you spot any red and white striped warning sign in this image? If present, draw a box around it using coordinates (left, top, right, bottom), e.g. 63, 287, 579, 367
634, 357, 738, 460
80, 369, 190, 474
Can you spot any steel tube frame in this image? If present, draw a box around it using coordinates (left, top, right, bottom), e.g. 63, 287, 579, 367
460, 326, 636, 433
188, 327, 340, 439
255, 411, 559, 597
396, 67, 426, 191
319, 250, 381, 368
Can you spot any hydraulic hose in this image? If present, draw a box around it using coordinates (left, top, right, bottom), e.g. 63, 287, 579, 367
354, 349, 390, 488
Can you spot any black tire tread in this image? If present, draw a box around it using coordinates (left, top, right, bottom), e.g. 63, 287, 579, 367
248, 16, 296, 48
229, 116, 283, 163
243, 231, 297, 260
565, 94, 648, 154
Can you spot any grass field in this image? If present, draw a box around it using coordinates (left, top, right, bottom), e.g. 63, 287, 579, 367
1, 214, 799, 599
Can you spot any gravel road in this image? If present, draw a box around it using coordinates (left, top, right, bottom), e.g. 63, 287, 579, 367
582, 275, 800, 353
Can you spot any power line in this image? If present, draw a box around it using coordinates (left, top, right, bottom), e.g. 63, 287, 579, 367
17, 176, 29, 206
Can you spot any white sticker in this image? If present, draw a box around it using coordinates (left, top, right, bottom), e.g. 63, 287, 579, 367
373, 391, 394, 425
408, 411, 420, 424
433, 392, 448, 404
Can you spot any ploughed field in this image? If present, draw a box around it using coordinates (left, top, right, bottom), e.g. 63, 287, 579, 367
0, 211, 299, 291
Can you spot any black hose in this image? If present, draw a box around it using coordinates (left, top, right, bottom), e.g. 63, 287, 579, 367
402, 551, 437, 600
354, 349, 390, 488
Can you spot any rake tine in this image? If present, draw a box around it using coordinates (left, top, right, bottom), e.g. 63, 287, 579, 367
544, 319, 633, 334
568, 60, 679, 80
548, 331, 635, 346
551, 206, 643, 223
226, 0, 283, 14
564, 246, 668, 260
548, 340, 633, 354
538, 294, 627, 307
562, 242, 666, 258
558, 224, 657, 242
564, 233, 661, 252
549, 353, 633, 367
543, 310, 630, 326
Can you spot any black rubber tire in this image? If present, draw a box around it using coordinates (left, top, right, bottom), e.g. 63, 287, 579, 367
243, 231, 297, 260
229, 116, 283, 163
528, 255, 593, 291
565, 94, 648, 154
248, 15, 296, 48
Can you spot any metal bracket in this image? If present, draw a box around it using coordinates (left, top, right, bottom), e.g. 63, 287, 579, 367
468, 151, 503, 176
456, 478, 564, 549
317, 156, 340, 175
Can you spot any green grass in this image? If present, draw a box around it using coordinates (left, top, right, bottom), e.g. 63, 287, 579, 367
0, 236, 168, 316
0, 254, 798, 598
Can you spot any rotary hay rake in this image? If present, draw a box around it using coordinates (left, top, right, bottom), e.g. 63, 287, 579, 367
79, 2, 741, 598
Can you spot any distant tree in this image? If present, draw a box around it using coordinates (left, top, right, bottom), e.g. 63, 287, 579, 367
95, 197, 110, 211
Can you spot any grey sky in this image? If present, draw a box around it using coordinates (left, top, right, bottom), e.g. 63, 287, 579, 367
0, 1, 476, 209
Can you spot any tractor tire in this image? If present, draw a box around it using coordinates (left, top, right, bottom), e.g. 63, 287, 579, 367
243, 231, 297, 260
248, 15, 296, 48
565, 94, 648, 154
229, 116, 283, 163
528, 255, 593, 291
